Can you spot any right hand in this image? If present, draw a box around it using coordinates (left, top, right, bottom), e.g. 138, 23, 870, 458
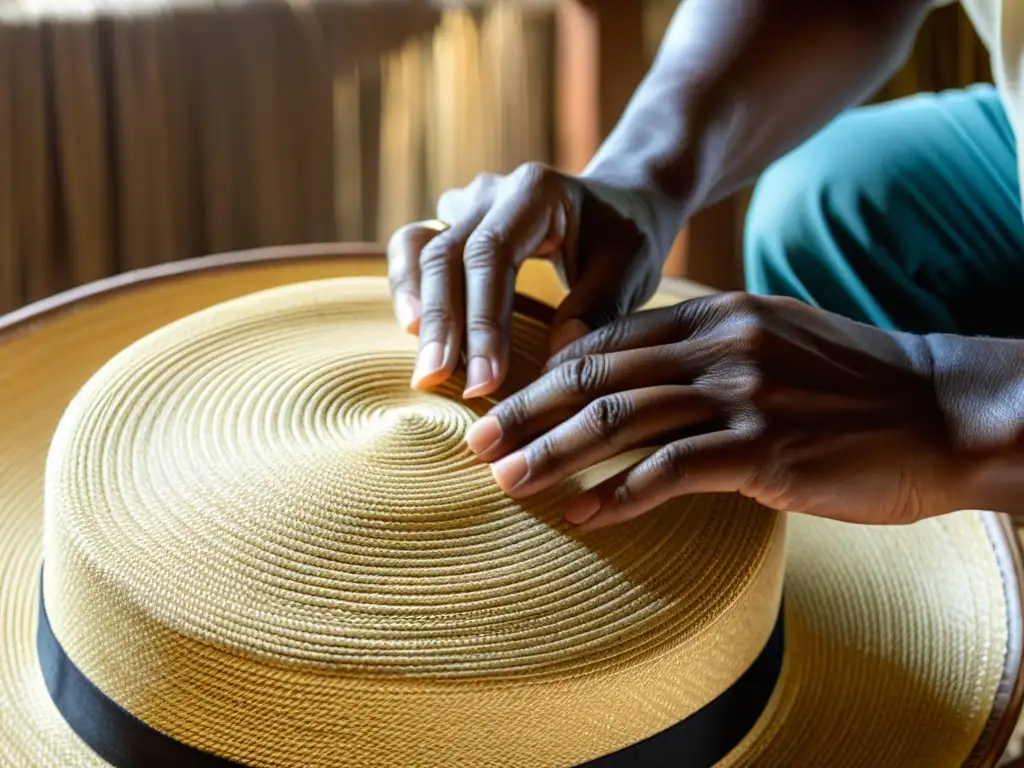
387, 162, 666, 399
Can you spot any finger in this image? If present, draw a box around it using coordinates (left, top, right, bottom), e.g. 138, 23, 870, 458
548, 255, 636, 354
566, 430, 755, 533
547, 185, 654, 353
412, 213, 485, 389
546, 302, 700, 371
387, 220, 446, 333
489, 386, 719, 499
462, 168, 573, 399
437, 174, 499, 223
466, 345, 689, 461
546, 292, 744, 371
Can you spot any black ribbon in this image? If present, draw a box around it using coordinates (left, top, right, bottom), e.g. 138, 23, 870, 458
37, 583, 784, 768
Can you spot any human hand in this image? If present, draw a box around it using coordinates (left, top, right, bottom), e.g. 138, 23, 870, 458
387, 163, 666, 399
465, 292, 973, 531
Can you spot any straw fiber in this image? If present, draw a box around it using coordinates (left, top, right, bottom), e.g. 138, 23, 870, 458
0, 255, 1017, 767
43, 276, 784, 766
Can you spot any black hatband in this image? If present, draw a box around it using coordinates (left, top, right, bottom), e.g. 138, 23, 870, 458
37, 581, 783, 767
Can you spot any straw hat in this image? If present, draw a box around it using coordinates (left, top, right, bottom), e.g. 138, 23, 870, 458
1, 244, 1022, 768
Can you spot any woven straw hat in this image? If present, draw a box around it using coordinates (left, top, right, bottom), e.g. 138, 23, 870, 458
2, 244, 1023, 768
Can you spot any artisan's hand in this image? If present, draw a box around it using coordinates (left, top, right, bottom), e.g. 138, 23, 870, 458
387, 164, 664, 398
466, 292, 976, 531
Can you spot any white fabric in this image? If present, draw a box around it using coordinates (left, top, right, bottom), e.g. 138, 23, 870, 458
953, 0, 1024, 196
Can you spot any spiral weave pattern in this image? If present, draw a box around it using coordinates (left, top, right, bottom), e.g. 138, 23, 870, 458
40, 277, 786, 765
0, 260, 1012, 768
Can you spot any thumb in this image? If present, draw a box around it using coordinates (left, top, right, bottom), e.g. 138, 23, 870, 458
549, 254, 635, 355
548, 181, 653, 355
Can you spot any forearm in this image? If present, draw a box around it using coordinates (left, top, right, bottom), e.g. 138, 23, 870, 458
582, 0, 934, 258
926, 334, 1024, 515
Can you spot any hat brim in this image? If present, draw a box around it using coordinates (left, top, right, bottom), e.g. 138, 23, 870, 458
0, 244, 1021, 767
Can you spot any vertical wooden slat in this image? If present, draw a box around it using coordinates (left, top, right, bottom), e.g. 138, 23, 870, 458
555, 0, 645, 174
555, 1, 691, 277
179, 6, 238, 254
291, 2, 336, 244
378, 37, 426, 238
481, 2, 551, 172
51, 17, 114, 285
0, 0, 446, 312
111, 10, 194, 270
554, 0, 597, 175
136, 12, 186, 265
334, 66, 364, 240
483, 4, 524, 170
430, 10, 489, 194
110, 14, 150, 271
0, 24, 18, 313
149, 10, 197, 263
523, 7, 555, 165
359, 59, 383, 241
13, 21, 55, 303
236, 3, 291, 247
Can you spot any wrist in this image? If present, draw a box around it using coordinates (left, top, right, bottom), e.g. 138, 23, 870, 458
578, 166, 692, 266
923, 333, 1024, 514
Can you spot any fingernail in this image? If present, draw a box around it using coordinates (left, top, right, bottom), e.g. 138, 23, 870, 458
463, 356, 496, 399
466, 415, 502, 454
395, 293, 421, 333
411, 341, 446, 389
550, 319, 590, 355
565, 493, 601, 525
492, 452, 528, 494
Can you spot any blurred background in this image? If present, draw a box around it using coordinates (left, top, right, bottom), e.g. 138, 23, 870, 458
0, 0, 991, 313
2, 0, 1021, 761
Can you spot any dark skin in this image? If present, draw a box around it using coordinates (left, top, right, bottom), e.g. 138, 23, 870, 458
387, 0, 1024, 527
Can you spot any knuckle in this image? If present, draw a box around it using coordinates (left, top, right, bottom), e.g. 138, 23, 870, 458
773, 294, 806, 311
388, 222, 434, 265
468, 172, 501, 191
436, 190, 463, 221
438, 174, 499, 217
707, 292, 768, 335
734, 366, 769, 403
528, 434, 559, 473
726, 321, 772, 368
514, 161, 554, 188
590, 322, 625, 352
717, 290, 760, 315
463, 230, 503, 271
707, 364, 772, 413
465, 315, 504, 342
418, 305, 455, 336
612, 482, 636, 509
652, 445, 688, 484
581, 395, 632, 439
386, 221, 416, 253
672, 295, 722, 336
558, 355, 608, 396
496, 392, 530, 431
387, 271, 417, 296
670, 299, 697, 329
730, 418, 766, 447
419, 237, 462, 273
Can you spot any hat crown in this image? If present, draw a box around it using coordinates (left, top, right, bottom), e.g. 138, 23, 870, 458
41, 278, 786, 766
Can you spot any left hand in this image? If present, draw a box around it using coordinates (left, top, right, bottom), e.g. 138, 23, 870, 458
465, 292, 967, 532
